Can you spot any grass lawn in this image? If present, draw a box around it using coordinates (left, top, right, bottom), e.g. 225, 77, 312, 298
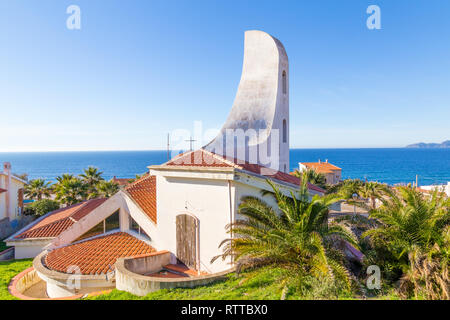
87, 266, 355, 300
88, 267, 289, 300
0, 259, 33, 300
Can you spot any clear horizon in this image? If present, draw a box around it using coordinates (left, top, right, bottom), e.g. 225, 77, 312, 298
1, 0, 449, 152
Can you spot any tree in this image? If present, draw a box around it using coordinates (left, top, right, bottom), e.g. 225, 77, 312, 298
54, 177, 88, 206
358, 182, 388, 209
79, 166, 104, 198
24, 179, 52, 200
56, 173, 75, 184
98, 180, 120, 198
330, 179, 364, 199
363, 186, 449, 299
213, 175, 357, 291
30, 199, 60, 216
13, 173, 28, 181
293, 168, 327, 189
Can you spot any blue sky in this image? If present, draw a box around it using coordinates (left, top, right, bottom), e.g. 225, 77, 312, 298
1, 0, 449, 151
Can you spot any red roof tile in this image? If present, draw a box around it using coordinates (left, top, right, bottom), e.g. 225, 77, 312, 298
167, 150, 234, 168
124, 175, 157, 223
44, 232, 156, 275
164, 149, 325, 193
112, 177, 132, 186
300, 162, 342, 174
14, 198, 107, 239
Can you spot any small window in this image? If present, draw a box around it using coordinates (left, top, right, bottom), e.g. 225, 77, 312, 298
130, 216, 150, 240
75, 220, 104, 242
130, 217, 140, 234
282, 70, 287, 94
105, 210, 120, 232
282, 119, 287, 143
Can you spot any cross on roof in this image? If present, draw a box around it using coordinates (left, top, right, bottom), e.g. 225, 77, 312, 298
185, 136, 197, 151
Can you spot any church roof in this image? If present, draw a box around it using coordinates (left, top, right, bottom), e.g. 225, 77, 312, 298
164, 149, 325, 193
44, 232, 155, 275
124, 175, 157, 223
13, 198, 107, 240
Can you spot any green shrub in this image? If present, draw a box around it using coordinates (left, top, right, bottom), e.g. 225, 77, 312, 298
22, 206, 36, 216
30, 199, 60, 216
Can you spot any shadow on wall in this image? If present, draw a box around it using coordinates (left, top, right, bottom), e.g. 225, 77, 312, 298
0, 216, 36, 241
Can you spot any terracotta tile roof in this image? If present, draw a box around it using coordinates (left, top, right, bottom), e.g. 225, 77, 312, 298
166, 149, 234, 167
124, 175, 157, 223
44, 232, 156, 275
112, 177, 132, 187
14, 198, 107, 239
164, 149, 325, 193
0, 188, 6, 194
300, 162, 342, 174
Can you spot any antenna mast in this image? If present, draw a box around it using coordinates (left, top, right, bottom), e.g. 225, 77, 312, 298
167, 133, 170, 161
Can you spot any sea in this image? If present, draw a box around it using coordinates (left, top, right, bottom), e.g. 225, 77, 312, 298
0, 148, 449, 186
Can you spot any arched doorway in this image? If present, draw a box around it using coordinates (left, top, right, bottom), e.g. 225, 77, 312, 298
176, 214, 199, 270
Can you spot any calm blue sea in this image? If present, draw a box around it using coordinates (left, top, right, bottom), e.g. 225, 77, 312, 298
0, 149, 449, 186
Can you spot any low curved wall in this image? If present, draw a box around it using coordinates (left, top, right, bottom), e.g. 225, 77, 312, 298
115, 254, 235, 296
33, 251, 115, 298
125, 250, 171, 275
8, 267, 83, 300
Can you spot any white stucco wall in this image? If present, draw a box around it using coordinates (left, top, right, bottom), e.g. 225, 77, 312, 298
13, 240, 53, 259
204, 30, 290, 173
0, 174, 25, 221
153, 174, 234, 274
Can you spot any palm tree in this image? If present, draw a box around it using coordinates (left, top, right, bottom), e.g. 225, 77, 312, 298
98, 180, 120, 198
293, 168, 327, 189
79, 167, 104, 198
358, 182, 388, 210
54, 177, 88, 205
24, 179, 52, 200
56, 173, 75, 183
363, 186, 449, 299
213, 175, 357, 290
331, 179, 364, 199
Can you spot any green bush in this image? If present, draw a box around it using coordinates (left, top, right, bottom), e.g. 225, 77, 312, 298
22, 206, 36, 216
30, 199, 60, 216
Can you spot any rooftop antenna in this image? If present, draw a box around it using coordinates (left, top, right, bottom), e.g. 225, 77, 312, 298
167, 133, 170, 161
185, 136, 197, 152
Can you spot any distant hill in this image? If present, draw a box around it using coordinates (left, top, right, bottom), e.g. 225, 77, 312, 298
406, 140, 450, 148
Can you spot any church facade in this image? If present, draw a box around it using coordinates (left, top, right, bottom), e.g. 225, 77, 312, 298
11, 31, 326, 298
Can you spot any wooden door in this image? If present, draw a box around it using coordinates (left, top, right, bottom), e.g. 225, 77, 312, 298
176, 214, 198, 269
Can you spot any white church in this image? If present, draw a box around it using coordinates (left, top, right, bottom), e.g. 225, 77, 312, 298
7, 30, 326, 298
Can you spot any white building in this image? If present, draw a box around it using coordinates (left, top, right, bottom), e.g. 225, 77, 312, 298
298, 160, 342, 185
12, 30, 328, 298
0, 162, 27, 222
418, 182, 450, 197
